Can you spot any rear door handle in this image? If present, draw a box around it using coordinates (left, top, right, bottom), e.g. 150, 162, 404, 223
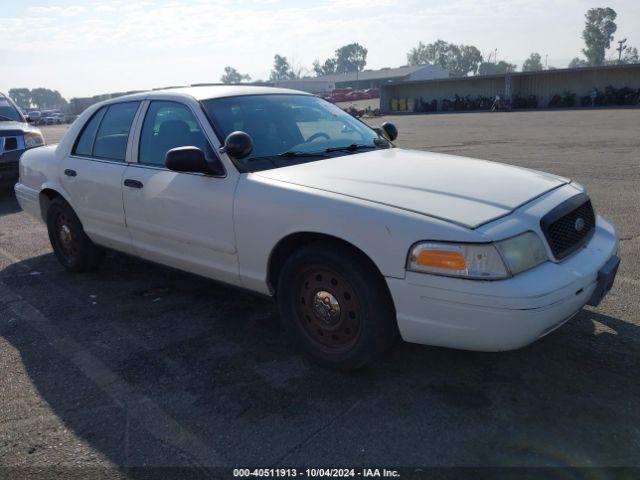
64, 169, 77, 177
124, 179, 144, 189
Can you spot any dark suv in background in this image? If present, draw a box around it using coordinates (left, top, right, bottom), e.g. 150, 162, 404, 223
0, 93, 45, 188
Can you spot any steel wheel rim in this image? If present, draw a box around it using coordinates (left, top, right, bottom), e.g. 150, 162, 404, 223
295, 266, 362, 354
55, 212, 77, 258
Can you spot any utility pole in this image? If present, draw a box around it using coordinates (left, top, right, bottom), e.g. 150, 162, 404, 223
617, 39, 627, 64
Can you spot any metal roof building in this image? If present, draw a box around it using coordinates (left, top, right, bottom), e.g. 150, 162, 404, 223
380, 63, 640, 112
275, 64, 449, 93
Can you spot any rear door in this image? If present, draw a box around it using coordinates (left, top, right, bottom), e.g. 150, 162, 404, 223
61, 101, 141, 253
122, 100, 240, 285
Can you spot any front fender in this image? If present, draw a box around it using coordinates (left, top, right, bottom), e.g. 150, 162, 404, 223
234, 174, 481, 295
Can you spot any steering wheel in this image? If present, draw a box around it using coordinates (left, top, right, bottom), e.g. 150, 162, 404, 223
305, 132, 331, 143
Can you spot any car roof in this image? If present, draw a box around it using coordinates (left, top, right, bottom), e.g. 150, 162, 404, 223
106, 85, 313, 104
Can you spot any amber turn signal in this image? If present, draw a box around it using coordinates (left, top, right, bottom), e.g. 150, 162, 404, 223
415, 249, 467, 270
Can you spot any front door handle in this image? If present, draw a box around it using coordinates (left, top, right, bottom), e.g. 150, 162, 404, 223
64, 169, 77, 177
124, 179, 144, 189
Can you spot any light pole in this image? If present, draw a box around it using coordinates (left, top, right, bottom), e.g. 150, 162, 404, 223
617, 39, 627, 64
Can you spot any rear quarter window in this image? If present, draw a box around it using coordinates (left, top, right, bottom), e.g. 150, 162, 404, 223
73, 107, 106, 157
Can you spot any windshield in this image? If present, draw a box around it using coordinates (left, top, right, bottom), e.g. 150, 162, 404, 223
0, 97, 24, 122
202, 94, 390, 172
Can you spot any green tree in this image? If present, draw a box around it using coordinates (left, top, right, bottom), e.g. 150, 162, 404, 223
456, 45, 484, 77
407, 40, 482, 77
614, 39, 639, 64
522, 52, 544, 71
621, 46, 639, 64
568, 57, 589, 68
312, 58, 337, 77
581, 7, 617, 66
269, 54, 298, 81
334, 43, 367, 73
220, 66, 251, 84
407, 40, 446, 66
29, 88, 66, 110
313, 43, 367, 77
8, 88, 31, 109
478, 61, 517, 75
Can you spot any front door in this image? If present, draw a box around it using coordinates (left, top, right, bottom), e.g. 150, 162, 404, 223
122, 100, 240, 285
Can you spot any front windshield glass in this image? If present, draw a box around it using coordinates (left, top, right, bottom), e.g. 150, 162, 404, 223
0, 97, 23, 122
202, 94, 390, 171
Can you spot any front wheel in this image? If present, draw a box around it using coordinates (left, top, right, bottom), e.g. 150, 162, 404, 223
46, 198, 105, 272
277, 242, 398, 370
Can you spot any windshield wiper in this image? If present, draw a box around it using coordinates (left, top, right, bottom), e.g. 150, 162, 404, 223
325, 144, 377, 153
278, 151, 330, 159
0, 115, 15, 121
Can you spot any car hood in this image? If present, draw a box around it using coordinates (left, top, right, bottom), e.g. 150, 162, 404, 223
0, 121, 28, 134
254, 148, 568, 228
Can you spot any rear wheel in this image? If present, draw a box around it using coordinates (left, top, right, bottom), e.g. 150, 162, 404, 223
277, 242, 398, 370
46, 198, 105, 272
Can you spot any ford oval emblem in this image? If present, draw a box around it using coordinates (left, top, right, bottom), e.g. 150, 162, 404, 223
574, 217, 585, 232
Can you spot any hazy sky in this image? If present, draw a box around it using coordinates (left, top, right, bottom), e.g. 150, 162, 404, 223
1, 0, 639, 98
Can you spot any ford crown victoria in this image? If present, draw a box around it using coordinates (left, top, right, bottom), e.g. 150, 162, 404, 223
14, 86, 620, 369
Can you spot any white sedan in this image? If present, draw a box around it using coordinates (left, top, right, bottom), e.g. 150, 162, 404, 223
15, 86, 620, 369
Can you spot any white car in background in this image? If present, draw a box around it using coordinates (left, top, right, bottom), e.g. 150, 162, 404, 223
14, 86, 619, 369
44, 113, 64, 125
27, 110, 42, 124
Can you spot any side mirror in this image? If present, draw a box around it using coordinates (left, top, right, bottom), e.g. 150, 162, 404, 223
221, 131, 253, 160
165, 146, 222, 175
25, 116, 33, 123
381, 122, 398, 141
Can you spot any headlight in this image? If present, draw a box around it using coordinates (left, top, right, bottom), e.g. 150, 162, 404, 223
407, 232, 549, 280
495, 231, 548, 275
407, 242, 509, 279
24, 131, 45, 149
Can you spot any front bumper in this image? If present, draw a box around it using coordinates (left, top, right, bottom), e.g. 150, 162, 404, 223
0, 150, 22, 186
387, 216, 619, 351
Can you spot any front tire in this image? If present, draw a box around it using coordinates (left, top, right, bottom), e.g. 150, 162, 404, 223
277, 242, 398, 370
46, 198, 105, 272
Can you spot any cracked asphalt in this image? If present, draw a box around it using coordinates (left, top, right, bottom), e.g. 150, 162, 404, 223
1, 110, 639, 475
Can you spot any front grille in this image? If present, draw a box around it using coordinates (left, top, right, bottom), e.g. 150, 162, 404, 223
4, 137, 18, 150
541, 193, 595, 260
1, 135, 21, 152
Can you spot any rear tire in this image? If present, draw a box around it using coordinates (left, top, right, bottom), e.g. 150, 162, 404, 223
46, 197, 105, 272
276, 241, 398, 370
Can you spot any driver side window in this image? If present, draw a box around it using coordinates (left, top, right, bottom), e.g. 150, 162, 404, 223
138, 101, 218, 168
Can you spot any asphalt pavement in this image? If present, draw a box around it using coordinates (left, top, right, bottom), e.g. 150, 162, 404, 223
1, 110, 639, 476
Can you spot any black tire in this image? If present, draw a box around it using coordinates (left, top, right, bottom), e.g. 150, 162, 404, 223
46, 197, 105, 272
276, 241, 398, 370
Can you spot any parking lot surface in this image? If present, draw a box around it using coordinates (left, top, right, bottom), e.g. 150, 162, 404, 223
1, 110, 639, 473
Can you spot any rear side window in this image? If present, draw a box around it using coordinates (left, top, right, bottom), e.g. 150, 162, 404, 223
93, 102, 140, 161
73, 107, 106, 157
